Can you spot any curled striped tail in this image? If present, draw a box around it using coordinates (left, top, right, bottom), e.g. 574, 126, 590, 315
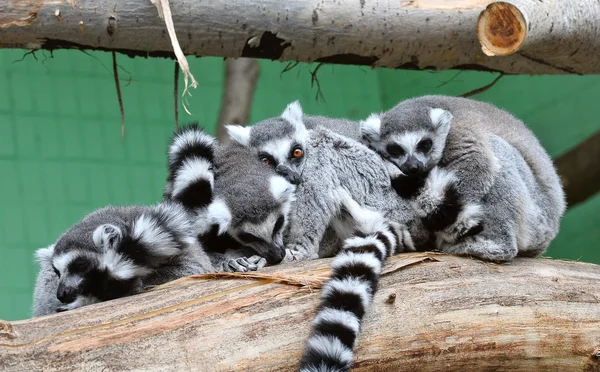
163, 123, 217, 211
299, 197, 411, 372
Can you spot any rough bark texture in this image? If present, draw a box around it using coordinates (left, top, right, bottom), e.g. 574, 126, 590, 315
555, 130, 600, 208
2, 0, 600, 74
1, 252, 600, 371
216, 57, 260, 143
477, 1, 600, 73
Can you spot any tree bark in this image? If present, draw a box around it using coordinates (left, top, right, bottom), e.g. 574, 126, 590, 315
2, 0, 600, 74
1, 252, 599, 371
477, 1, 600, 74
216, 57, 260, 144
555, 130, 600, 208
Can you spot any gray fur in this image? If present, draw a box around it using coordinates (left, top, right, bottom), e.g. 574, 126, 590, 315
284, 128, 414, 261
363, 95, 566, 261
303, 115, 362, 141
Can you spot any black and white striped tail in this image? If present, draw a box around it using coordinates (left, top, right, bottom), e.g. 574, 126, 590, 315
299, 222, 403, 372
163, 123, 216, 210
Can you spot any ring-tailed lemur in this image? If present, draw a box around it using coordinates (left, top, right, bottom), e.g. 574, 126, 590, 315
360, 95, 566, 261
32, 202, 215, 316
162, 123, 268, 272
299, 195, 406, 372
225, 101, 415, 262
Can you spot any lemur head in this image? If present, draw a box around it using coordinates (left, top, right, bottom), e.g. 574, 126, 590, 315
360, 99, 454, 178
225, 101, 309, 185
205, 143, 296, 265
36, 205, 187, 312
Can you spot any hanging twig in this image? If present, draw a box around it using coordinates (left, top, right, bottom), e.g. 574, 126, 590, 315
149, 0, 198, 115
174, 62, 179, 130
459, 73, 504, 98
309, 62, 326, 103
112, 51, 125, 141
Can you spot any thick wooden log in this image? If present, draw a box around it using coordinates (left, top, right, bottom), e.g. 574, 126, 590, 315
1, 252, 600, 371
2, 0, 600, 74
477, 1, 600, 73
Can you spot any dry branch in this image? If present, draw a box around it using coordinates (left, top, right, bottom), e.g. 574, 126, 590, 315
555, 130, 600, 208
216, 57, 260, 143
2, 1, 600, 74
1, 253, 600, 371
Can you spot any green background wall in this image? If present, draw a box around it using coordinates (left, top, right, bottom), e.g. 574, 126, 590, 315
0, 49, 598, 321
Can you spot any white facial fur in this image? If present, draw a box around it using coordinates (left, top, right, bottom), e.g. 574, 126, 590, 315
35, 244, 55, 263
269, 175, 296, 203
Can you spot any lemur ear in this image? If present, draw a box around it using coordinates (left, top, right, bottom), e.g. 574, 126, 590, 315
269, 175, 296, 203
429, 108, 453, 131
206, 198, 232, 235
359, 113, 382, 143
225, 124, 252, 146
93, 224, 123, 251
281, 100, 306, 132
35, 244, 55, 263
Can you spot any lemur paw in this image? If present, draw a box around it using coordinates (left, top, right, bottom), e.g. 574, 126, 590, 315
389, 222, 416, 253
223, 255, 267, 272
412, 167, 458, 217
435, 203, 484, 245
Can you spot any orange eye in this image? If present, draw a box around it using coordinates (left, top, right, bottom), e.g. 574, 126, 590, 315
261, 157, 271, 165
292, 148, 303, 158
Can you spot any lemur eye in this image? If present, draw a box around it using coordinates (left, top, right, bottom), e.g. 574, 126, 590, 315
417, 139, 433, 153
291, 146, 303, 159
258, 153, 276, 167
273, 215, 285, 236
52, 265, 61, 278
386, 143, 405, 157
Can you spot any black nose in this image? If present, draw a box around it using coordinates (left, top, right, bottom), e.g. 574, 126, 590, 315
57, 285, 77, 304
400, 157, 422, 175
265, 246, 286, 265
275, 164, 302, 185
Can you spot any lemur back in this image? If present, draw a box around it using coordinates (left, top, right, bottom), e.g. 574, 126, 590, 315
361, 95, 565, 261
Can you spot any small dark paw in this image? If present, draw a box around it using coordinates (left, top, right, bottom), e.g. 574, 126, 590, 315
421, 185, 461, 231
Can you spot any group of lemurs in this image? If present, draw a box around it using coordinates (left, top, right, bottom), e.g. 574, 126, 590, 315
31, 95, 565, 372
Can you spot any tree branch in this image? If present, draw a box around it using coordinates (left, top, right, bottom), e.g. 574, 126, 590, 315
2, 1, 600, 74
555, 130, 600, 208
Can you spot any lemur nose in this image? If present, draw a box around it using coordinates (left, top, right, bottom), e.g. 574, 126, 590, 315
57, 285, 77, 304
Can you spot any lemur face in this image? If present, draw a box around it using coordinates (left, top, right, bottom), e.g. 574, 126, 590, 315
49, 224, 145, 311
46, 207, 187, 312
225, 101, 309, 185
360, 106, 453, 178
207, 176, 296, 265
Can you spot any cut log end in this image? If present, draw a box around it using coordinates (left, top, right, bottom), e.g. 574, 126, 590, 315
477, 2, 527, 57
